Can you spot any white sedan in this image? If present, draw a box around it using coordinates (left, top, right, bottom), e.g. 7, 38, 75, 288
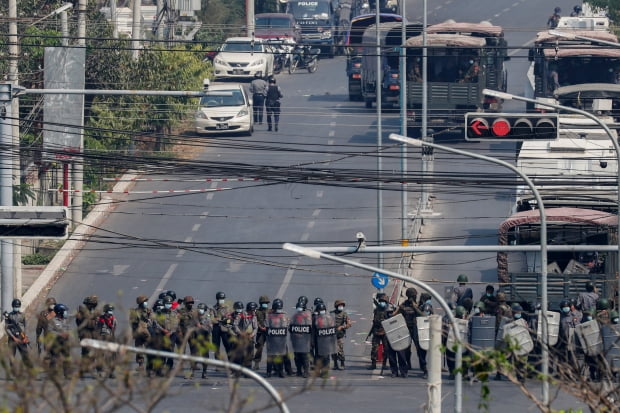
195, 83, 253, 135
213, 37, 274, 80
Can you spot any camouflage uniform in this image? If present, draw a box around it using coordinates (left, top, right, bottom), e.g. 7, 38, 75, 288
76, 296, 101, 374
47, 311, 72, 378
5, 308, 32, 368
130, 296, 152, 369
95, 306, 117, 377
331, 299, 352, 370
367, 298, 390, 370
394, 295, 426, 374
253, 296, 270, 370
36, 297, 56, 356
210, 298, 231, 360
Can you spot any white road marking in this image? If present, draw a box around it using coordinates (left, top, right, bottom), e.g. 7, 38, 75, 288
328, 139, 334, 145
206, 182, 218, 200
300, 232, 310, 241
176, 236, 192, 257
201, 212, 209, 219
112, 265, 130, 276
330, 122, 336, 127
312, 209, 321, 217
328, 130, 335, 137
149, 263, 178, 303
509, 36, 537, 57
276, 259, 299, 298
192, 223, 201, 232
316, 190, 324, 198
306, 221, 315, 229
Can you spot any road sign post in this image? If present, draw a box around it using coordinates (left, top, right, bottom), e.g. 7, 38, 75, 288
465, 113, 559, 141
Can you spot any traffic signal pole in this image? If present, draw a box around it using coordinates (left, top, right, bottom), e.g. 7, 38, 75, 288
390, 133, 551, 408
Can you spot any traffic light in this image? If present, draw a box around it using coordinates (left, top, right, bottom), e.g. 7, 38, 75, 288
465, 113, 559, 141
0, 207, 69, 239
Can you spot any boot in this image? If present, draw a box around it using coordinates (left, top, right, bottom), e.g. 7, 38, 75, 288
201, 369, 208, 379
266, 361, 273, 378
332, 356, 340, 370
340, 359, 345, 370
267, 123, 272, 131
367, 361, 377, 370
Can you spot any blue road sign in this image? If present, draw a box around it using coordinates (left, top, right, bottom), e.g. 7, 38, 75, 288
371, 272, 389, 289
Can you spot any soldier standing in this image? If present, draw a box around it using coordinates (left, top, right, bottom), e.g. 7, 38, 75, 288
479, 285, 498, 316
150, 295, 180, 375
36, 297, 56, 356
130, 295, 151, 371
4, 298, 32, 369
331, 299, 352, 370
253, 295, 270, 370
179, 296, 201, 377
393, 288, 425, 377
95, 304, 117, 378
195, 303, 213, 378
495, 292, 512, 332
76, 295, 101, 376
242, 302, 259, 369
366, 293, 390, 371
225, 301, 248, 370
290, 297, 313, 377
211, 291, 231, 361
577, 281, 599, 311
46, 303, 72, 378
266, 298, 289, 378
556, 298, 580, 367
452, 274, 473, 308
314, 302, 336, 378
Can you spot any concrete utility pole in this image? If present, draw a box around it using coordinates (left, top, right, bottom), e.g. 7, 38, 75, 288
399, 0, 407, 244
0, 85, 14, 311
375, 3, 384, 268
247, 0, 255, 37
73, 0, 87, 226
132, 0, 142, 59
426, 315, 442, 413
110, 0, 119, 39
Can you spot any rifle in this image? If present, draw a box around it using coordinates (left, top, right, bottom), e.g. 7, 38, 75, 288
4, 312, 30, 346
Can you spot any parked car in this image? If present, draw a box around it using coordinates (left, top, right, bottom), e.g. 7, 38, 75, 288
213, 37, 274, 80
195, 80, 253, 136
254, 13, 302, 43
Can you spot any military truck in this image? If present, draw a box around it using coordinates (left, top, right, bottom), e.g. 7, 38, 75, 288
404, 21, 509, 136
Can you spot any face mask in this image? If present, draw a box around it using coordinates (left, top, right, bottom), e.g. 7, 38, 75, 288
296, 307, 304, 312
198, 309, 205, 315
63, 311, 68, 318
379, 302, 387, 308
218, 299, 225, 305
12, 307, 20, 312
514, 313, 522, 319
562, 307, 570, 313
613, 318, 619, 324
165, 304, 172, 310
425, 300, 431, 305
142, 301, 148, 308
486, 293, 492, 298
276, 309, 284, 314
261, 303, 268, 308
586, 316, 593, 321
319, 310, 326, 315
337, 306, 344, 311
107, 311, 113, 315
235, 309, 243, 313
474, 308, 480, 315
425, 311, 431, 316
186, 304, 193, 310
49, 305, 55, 311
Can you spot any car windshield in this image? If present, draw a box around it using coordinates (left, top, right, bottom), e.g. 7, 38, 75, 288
221, 41, 264, 53
255, 17, 292, 28
200, 90, 245, 107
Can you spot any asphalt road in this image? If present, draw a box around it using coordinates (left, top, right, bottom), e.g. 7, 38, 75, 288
41, 0, 592, 411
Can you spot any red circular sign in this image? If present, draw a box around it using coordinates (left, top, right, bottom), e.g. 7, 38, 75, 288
491, 119, 511, 137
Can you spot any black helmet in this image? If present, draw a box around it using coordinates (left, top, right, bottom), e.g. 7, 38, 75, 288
246, 302, 258, 311
167, 290, 177, 300
569, 297, 577, 307
54, 303, 68, 316
406, 287, 417, 299
11, 298, 21, 308
103, 304, 114, 312
197, 302, 208, 311
216, 291, 226, 300
585, 281, 595, 292
313, 297, 323, 306
158, 292, 168, 300
233, 301, 244, 310
297, 296, 308, 307
574, 5, 582, 13
316, 302, 327, 312
597, 298, 610, 311
559, 299, 570, 310
154, 298, 164, 308
163, 295, 174, 304
511, 303, 523, 312
554, 6, 561, 13
272, 298, 284, 310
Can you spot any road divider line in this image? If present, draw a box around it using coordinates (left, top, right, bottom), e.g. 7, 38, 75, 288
276, 259, 298, 299
192, 223, 201, 232
149, 263, 178, 303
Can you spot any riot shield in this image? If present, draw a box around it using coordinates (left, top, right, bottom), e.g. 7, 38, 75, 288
315, 314, 336, 356
502, 319, 534, 356
417, 316, 430, 351
601, 325, 620, 372
289, 312, 312, 353
536, 311, 560, 346
266, 313, 288, 356
382, 313, 411, 351
575, 319, 603, 356
446, 319, 469, 350
470, 316, 496, 350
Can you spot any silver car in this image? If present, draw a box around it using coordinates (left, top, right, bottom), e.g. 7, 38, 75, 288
195, 83, 253, 135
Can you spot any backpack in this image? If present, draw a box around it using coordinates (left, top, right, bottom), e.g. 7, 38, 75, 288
266, 85, 281, 104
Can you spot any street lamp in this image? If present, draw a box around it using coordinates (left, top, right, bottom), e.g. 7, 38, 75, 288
483, 88, 620, 321
282, 242, 464, 413
80, 339, 290, 413
388, 133, 551, 407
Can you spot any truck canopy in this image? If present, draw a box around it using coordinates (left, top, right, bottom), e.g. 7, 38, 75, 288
405, 33, 486, 48
535, 30, 618, 45
347, 13, 403, 46
426, 21, 504, 38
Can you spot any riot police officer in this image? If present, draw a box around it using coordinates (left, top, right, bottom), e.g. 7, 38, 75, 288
452, 274, 473, 308
243, 302, 259, 369
47, 303, 72, 378
577, 281, 599, 311
36, 297, 56, 356
76, 295, 101, 376
331, 299, 352, 370
225, 301, 252, 371
394, 288, 426, 377
211, 291, 231, 361
4, 298, 32, 369
366, 293, 390, 371
130, 295, 151, 371
479, 285, 498, 316
290, 297, 313, 377
253, 295, 270, 370
266, 298, 289, 378
314, 302, 336, 378
556, 298, 580, 366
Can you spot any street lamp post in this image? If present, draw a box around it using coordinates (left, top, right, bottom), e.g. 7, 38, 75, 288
388, 133, 551, 407
483, 88, 620, 318
282, 242, 464, 413
80, 339, 290, 413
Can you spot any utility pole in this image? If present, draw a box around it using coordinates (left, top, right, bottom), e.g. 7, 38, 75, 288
110, 0, 118, 39
375, 3, 383, 268
132, 0, 142, 59
0, 84, 15, 311
73, 0, 87, 226
247, 0, 255, 37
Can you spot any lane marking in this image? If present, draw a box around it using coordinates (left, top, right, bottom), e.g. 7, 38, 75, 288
328, 131, 335, 137
316, 190, 324, 198
176, 236, 192, 257
329, 122, 336, 127
192, 223, 201, 232
306, 221, 315, 229
206, 182, 218, 200
276, 259, 298, 299
149, 263, 178, 303
300, 232, 310, 241
328, 139, 334, 145
200, 212, 209, 219
312, 209, 321, 217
